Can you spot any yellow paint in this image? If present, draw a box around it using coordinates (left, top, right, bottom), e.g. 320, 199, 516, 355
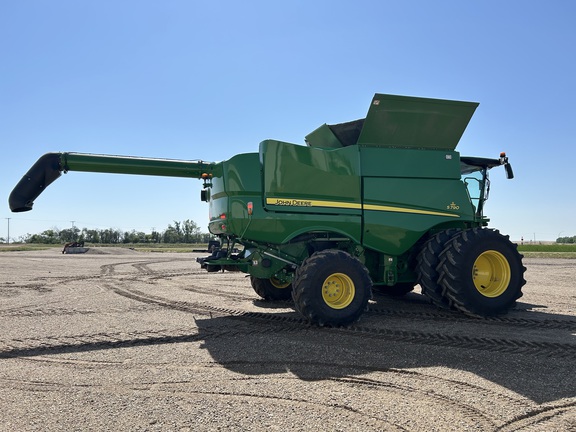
266, 197, 459, 218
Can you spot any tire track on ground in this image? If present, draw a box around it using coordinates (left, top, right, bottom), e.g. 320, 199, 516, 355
3, 257, 574, 432
104, 275, 576, 360
3, 258, 575, 360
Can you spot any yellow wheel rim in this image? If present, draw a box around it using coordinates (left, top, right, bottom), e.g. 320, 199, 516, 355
472, 250, 511, 298
322, 273, 355, 309
270, 277, 291, 289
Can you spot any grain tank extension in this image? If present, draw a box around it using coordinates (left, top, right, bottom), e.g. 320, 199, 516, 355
9, 94, 525, 326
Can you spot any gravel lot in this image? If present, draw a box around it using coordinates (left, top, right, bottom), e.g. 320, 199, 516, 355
0, 248, 575, 431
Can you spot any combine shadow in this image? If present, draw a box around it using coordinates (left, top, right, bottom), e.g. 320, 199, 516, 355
193, 304, 576, 405
2, 296, 574, 405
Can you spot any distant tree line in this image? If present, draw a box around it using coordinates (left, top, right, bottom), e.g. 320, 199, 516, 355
20, 220, 212, 244
556, 235, 576, 244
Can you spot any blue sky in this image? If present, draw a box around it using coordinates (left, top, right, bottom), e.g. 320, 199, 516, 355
2, 1, 575, 242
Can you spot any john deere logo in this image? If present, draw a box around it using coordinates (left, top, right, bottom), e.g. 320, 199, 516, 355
272, 198, 312, 207
447, 202, 460, 210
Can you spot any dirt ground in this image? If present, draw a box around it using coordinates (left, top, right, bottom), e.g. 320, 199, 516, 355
0, 248, 574, 431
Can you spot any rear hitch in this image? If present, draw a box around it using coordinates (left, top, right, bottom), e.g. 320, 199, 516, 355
196, 248, 245, 272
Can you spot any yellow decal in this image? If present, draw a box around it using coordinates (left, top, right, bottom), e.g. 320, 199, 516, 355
266, 197, 459, 218
446, 202, 460, 210
266, 198, 361, 209
364, 203, 459, 218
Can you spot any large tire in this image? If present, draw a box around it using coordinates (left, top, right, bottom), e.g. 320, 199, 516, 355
437, 228, 526, 317
416, 229, 460, 308
292, 250, 372, 326
250, 276, 293, 301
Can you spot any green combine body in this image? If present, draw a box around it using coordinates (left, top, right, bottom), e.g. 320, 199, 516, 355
9, 94, 525, 326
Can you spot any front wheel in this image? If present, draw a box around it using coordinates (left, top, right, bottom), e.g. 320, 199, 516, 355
438, 228, 526, 317
292, 250, 372, 326
250, 276, 293, 301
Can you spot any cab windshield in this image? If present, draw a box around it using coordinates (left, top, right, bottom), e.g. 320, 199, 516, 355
461, 169, 488, 217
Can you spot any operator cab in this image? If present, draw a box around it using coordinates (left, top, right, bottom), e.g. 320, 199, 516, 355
460, 152, 514, 217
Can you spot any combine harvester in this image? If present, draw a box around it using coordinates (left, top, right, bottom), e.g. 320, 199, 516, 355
10, 94, 525, 326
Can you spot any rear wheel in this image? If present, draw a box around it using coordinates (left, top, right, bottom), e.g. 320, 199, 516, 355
292, 250, 372, 326
416, 229, 460, 308
250, 276, 293, 301
438, 228, 526, 317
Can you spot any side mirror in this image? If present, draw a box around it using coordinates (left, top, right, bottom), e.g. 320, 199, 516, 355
499, 152, 514, 180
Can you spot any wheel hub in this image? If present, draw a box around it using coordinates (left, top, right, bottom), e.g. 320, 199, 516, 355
270, 277, 291, 289
322, 273, 355, 309
472, 250, 511, 297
